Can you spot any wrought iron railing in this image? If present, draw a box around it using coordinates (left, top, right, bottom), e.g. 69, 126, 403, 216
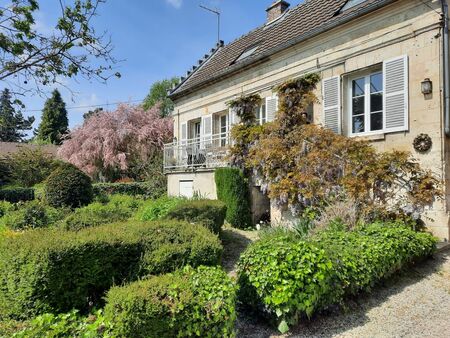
163, 132, 230, 172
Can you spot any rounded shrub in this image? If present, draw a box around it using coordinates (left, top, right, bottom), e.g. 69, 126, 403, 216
0, 220, 222, 319
45, 163, 93, 208
105, 266, 237, 338
165, 199, 227, 234
237, 236, 334, 333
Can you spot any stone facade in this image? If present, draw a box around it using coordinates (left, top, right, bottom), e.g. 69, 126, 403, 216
167, 0, 450, 240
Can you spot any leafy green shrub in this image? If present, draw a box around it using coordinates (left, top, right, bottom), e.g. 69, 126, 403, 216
60, 202, 132, 231
0, 201, 68, 231
165, 199, 227, 234
45, 163, 93, 208
135, 195, 184, 221
0, 201, 13, 218
237, 223, 437, 333
93, 181, 166, 199
0, 220, 222, 319
105, 266, 236, 338
237, 236, 334, 333
313, 223, 437, 297
215, 168, 252, 229
0, 158, 11, 187
0, 187, 34, 203
12, 310, 112, 338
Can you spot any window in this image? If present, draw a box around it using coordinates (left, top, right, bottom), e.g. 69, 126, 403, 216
349, 72, 383, 135
220, 114, 228, 147
234, 45, 259, 63
256, 103, 267, 125
340, 0, 366, 12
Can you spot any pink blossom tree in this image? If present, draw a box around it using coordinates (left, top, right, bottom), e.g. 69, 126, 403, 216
58, 104, 173, 181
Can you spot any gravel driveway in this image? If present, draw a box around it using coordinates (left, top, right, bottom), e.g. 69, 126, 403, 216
236, 247, 450, 338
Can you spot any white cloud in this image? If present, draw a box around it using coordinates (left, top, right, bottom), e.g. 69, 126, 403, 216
166, 0, 183, 9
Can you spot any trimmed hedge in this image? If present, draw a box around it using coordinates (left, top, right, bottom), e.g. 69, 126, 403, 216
45, 163, 93, 208
165, 200, 227, 234
93, 181, 166, 199
0, 220, 222, 319
237, 224, 437, 333
0, 201, 69, 231
215, 168, 252, 229
135, 196, 184, 221
0, 187, 34, 203
105, 266, 236, 338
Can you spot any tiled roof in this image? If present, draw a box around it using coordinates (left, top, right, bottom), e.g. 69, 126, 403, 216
170, 0, 395, 99
0, 142, 58, 157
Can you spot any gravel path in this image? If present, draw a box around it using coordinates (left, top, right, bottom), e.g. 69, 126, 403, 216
236, 247, 450, 338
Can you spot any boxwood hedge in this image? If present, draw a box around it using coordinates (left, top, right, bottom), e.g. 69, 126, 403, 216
93, 181, 165, 199
0, 187, 34, 203
105, 266, 236, 338
165, 199, 227, 234
0, 220, 222, 319
237, 224, 437, 333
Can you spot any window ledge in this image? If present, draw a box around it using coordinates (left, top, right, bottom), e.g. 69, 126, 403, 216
353, 133, 386, 142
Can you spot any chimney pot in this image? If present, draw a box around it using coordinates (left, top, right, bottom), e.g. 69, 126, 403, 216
266, 0, 290, 22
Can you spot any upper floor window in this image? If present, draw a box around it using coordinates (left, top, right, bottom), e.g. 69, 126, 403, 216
349, 72, 383, 135
340, 0, 367, 12
256, 103, 267, 125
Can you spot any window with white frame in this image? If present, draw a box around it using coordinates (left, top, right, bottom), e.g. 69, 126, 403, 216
349, 71, 383, 135
256, 103, 267, 125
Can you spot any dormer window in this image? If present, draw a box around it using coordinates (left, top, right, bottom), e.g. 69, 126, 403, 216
234, 45, 259, 64
340, 0, 366, 12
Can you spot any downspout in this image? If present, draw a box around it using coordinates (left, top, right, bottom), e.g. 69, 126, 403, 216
441, 0, 450, 137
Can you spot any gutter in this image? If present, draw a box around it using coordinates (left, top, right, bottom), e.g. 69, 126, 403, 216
170, 0, 398, 100
441, 0, 450, 137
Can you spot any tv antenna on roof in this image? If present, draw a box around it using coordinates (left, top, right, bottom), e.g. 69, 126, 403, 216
199, 4, 221, 44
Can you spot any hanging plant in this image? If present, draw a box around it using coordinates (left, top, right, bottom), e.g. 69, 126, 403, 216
413, 134, 432, 153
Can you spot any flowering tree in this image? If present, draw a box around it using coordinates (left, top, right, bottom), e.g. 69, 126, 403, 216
59, 104, 173, 181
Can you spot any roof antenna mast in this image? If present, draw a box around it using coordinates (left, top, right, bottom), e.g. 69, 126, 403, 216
199, 4, 221, 44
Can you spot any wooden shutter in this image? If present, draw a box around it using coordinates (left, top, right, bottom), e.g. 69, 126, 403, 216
383, 55, 408, 132
180, 122, 187, 145
322, 76, 341, 134
266, 94, 278, 122
201, 114, 213, 148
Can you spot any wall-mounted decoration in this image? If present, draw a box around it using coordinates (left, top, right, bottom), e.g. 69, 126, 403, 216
413, 133, 432, 153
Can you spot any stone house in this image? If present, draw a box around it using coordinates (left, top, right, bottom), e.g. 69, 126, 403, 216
165, 0, 450, 240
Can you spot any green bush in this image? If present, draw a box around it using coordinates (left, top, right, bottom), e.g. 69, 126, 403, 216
93, 181, 166, 199
237, 223, 437, 333
105, 266, 236, 338
165, 199, 227, 234
12, 310, 112, 338
135, 195, 184, 221
0, 201, 13, 218
0, 220, 222, 319
0, 187, 34, 203
0, 201, 68, 231
215, 168, 252, 229
313, 223, 437, 297
60, 202, 132, 231
45, 163, 93, 208
237, 236, 334, 333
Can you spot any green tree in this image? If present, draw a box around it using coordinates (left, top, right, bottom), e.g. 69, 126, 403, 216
35, 89, 68, 145
0, 0, 119, 96
142, 77, 179, 117
0, 88, 35, 142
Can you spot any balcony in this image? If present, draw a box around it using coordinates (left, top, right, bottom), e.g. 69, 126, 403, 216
164, 132, 231, 172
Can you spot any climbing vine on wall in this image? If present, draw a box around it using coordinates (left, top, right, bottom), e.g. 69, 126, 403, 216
229, 73, 442, 220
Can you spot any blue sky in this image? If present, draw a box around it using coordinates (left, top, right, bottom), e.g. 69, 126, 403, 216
6, 0, 303, 133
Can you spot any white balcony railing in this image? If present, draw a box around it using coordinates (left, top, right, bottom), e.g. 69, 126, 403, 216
164, 132, 231, 172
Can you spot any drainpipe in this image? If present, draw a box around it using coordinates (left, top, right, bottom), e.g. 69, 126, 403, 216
441, 0, 450, 137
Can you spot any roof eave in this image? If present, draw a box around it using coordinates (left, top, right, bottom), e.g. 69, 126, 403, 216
169, 0, 397, 101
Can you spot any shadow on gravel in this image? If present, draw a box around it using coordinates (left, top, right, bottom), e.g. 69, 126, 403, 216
236, 249, 450, 338
221, 228, 255, 276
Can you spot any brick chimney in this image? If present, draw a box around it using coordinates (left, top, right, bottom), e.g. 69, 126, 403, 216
266, 0, 290, 22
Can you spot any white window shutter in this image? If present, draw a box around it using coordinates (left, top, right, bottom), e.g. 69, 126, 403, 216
180, 122, 187, 144
201, 114, 213, 148
383, 55, 408, 132
229, 107, 240, 126
322, 76, 341, 134
266, 94, 278, 122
